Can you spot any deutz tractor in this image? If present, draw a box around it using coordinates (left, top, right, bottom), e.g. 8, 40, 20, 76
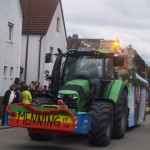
7, 47, 128, 147
45, 48, 128, 146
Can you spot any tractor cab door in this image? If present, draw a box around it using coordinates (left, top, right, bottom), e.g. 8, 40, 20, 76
102, 58, 115, 79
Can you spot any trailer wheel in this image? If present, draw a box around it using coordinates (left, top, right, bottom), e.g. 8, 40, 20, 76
28, 99, 54, 141
28, 132, 52, 141
27, 128, 52, 141
88, 101, 114, 146
113, 90, 128, 138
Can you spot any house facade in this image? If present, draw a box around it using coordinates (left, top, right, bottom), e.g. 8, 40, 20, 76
0, 0, 22, 96
20, 0, 67, 87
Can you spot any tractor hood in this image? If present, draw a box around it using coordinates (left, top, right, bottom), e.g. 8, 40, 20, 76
58, 79, 91, 111
59, 79, 90, 95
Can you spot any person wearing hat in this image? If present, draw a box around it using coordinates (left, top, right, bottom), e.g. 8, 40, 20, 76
13, 77, 21, 103
14, 77, 20, 84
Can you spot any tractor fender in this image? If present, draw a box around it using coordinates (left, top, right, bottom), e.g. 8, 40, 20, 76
108, 80, 128, 115
108, 80, 128, 103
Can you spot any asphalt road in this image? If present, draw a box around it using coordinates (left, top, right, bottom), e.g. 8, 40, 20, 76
0, 115, 150, 150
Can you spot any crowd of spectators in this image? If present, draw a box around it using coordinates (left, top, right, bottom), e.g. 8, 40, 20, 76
20, 80, 49, 99
1, 78, 50, 125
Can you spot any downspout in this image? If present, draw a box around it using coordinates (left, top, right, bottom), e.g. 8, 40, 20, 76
38, 35, 44, 80
24, 0, 32, 83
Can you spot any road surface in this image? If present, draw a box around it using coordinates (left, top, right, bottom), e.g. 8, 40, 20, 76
0, 115, 150, 150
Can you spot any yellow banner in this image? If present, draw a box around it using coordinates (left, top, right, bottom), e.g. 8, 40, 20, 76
9, 112, 73, 124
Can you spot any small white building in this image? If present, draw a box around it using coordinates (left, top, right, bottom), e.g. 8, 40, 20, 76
20, 0, 67, 87
0, 0, 22, 96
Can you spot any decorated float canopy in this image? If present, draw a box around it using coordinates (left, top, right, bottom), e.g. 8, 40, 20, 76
67, 34, 121, 53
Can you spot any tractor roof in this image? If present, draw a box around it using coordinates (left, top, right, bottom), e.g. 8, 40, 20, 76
66, 48, 115, 58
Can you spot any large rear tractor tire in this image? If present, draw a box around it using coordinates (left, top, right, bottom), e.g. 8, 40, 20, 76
88, 101, 114, 146
113, 90, 128, 139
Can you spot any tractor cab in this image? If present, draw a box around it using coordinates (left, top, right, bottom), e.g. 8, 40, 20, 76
48, 48, 126, 111
62, 50, 115, 84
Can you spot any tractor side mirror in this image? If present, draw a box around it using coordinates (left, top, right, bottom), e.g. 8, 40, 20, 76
113, 55, 128, 69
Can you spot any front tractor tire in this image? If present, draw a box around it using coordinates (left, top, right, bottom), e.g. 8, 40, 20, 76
88, 101, 114, 146
28, 129, 52, 141
113, 90, 128, 139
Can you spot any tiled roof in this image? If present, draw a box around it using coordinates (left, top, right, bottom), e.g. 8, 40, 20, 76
67, 34, 103, 49
21, 0, 60, 34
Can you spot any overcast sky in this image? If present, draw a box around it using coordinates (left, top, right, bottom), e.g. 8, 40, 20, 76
61, 0, 150, 65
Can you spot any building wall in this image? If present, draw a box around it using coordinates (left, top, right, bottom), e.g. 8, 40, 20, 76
21, 35, 41, 83
42, 2, 67, 86
21, 2, 67, 87
0, 0, 22, 96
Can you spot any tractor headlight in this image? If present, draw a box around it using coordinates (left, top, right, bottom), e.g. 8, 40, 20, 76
72, 94, 77, 99
57, 94, 78, 108
58, 93, 64, 99
68, 94, 77, 99
67, 94, 77, 108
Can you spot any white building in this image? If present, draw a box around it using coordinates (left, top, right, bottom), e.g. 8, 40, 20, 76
0, 0, 22, 96
20, 0, 67, 87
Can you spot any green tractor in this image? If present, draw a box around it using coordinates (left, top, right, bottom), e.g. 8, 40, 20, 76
8, 47, 131, 147
46, 48, 128, 146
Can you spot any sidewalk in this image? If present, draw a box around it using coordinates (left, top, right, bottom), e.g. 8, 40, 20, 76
0, 119, 12, 129
0, 110, 13, 129
0, 125, 12, 129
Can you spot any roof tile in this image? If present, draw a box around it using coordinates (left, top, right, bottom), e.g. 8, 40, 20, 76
21, 0, 60, 34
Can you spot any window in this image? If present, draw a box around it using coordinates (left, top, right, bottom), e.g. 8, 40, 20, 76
10, 67, 14, 78
45, 47, 54, 63
50, 47, 54, 62
3, 66, 8, 78
56, 17, 60, 32
105, 58, 114, 78
8, 22, 14, 41
45, 53, 51, 63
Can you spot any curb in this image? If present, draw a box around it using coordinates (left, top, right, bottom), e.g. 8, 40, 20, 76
0, 126, 13, 130
0, 120, 13, 130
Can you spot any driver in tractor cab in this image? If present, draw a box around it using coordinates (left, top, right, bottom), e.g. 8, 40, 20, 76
80, 59, 99, 80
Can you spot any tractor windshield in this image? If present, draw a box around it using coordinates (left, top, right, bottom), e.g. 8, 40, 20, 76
63, 55, 103, 83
